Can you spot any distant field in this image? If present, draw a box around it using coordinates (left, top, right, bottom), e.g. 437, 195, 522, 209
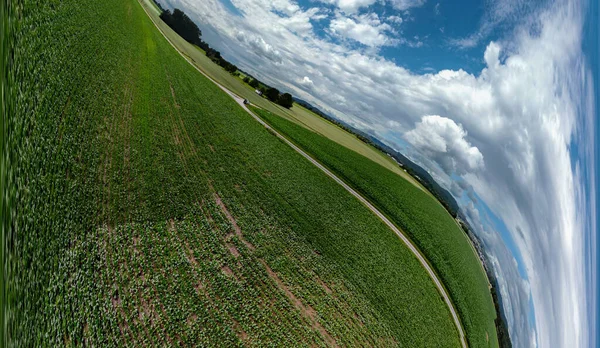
7, 0, 463, 345
138, 0, 424, 191
252, 106, 500, 348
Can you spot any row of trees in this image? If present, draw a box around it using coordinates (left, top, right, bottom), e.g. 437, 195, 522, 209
242, 76, 293, 108
203, 47, 238, 73
159, 7, 293, 108
159, 8, 238, 73
159, 9, 202, 46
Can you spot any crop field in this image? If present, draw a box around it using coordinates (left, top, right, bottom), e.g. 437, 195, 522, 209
252, 107, 500, 348
6, 0, 466, 346
137, 0, 420, 189
76, 205, 403, 346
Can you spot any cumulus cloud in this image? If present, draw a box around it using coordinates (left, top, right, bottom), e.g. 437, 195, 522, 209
405, 115, 484, 174
314, 0, 425, 14
328, 0, 377, 13
388, 0, 427, 11
277, 7, 321, 34
387, 15, 403, 24
299, 76, 314, 85
159, 0, 596, 346
330, 13, 398, 47
235, 31, 283, 63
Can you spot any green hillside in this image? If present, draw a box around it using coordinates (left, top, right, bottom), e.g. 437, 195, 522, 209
5, 0, 468, 346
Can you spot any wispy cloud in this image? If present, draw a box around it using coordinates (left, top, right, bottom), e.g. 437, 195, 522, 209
448, 0, 541, 49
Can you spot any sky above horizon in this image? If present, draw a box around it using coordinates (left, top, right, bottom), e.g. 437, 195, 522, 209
156, 0, 597, 346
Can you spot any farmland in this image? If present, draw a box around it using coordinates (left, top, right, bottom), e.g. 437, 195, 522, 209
252, 107, 499, 348
5, 0, 466, 346
137, 0, 422, 190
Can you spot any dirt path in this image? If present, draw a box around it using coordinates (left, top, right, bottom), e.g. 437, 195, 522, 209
138, 2, 467, 347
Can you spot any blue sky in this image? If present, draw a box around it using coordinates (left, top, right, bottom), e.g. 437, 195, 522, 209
583, 0, 598, 344
298, 0, 490, 73
159, 0, 597, 346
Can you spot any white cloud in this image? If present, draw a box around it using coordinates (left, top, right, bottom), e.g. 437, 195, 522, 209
449, 36, 480, 49
269, 0, 300, 15
299, 76, 314, 85
336, 0, 377, 13
160, 0, 595, 346
387, 15, 403, 24
483, 41, 501, 68
388, 0, 427, 11
278, 7, 321, 34
405, 115, 484, 174
449, 0, 539, 48
314, 0, 425, 14
235, 31, 283, 63
330, 13, 398, 47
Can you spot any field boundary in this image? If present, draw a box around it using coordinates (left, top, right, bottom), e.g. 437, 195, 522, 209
137, 1, 467, 346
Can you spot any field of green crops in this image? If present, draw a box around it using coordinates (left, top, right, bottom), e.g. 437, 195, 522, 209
252, 106, 499, 348
4, 0, 469, 346
137, 0, 421, 189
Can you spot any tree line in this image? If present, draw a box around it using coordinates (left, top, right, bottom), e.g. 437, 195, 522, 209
159, 8, 202, 46
157, 6, 295, 109
159, 8, 237, 73
242, 75, 293, 108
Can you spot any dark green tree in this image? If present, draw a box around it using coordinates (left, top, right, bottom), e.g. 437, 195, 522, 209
277, 93, 293, 108
265, 87, 280, 102
159, 9, 202, 46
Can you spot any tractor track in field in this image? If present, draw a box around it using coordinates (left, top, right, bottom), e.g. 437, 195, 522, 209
138, 2, 468, 347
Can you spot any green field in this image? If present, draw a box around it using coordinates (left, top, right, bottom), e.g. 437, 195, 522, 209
5, 0, 470, 346
252, 106, 500, 347
137, 0, 425, 192
137, 0, 499, 345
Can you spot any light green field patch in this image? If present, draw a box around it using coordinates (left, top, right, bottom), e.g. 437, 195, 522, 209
147, 0, 162, 15
285, 103, 426, 189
